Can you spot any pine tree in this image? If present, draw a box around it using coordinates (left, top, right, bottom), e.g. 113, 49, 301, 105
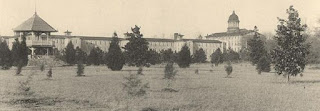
256, 55, 271, 74
161, 49, 174, 62
248, 26, 266, 65
65, 41, 76, 65
87, 47, 103, 65
0, 40, 12, 69
147, 49, 161, 65
75, 47, 87, 64
19, 35, 28, 66
177, 44, 192, 68
11, 38, 20, 66
272, 6, 310, 81
123, 25, 149, 67
211, 48, 223, 66
193, 48, 207, 63
106, 32, 125, 71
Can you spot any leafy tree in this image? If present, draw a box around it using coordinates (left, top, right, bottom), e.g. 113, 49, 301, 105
256, 55, 271, 74
177, 44, 192, 68
192, 48, 207, 63
0, 40, 12, 69
65, 41, 76, 65
106, 32, 125, 71
211, 48, 223, 66
161, 49, 174, 62
271, 6, 310, 81
123, 25, 149, 67
75, 47, 87, 64
247, 26, 267, 65
306, 37, 320, 64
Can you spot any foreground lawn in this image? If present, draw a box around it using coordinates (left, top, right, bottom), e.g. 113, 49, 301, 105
0, 63, 320, 111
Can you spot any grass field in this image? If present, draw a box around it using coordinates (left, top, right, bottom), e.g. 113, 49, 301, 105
0, 63, 320, 111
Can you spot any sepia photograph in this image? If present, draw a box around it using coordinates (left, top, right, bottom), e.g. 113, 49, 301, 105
0, 0, 320, 110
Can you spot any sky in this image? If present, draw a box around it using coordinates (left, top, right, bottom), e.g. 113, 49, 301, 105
1, 0, 320, 38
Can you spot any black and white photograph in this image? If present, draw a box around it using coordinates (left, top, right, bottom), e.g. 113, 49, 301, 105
0, 0, 320, 110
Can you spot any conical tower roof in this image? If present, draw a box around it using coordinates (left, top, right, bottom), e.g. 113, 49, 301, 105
13, 13, 57, 32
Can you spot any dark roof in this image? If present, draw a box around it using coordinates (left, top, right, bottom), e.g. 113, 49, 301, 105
13, 13, 57, 32
181, 39, 221, 43
206, 29, 254, 38
228, 11, 240, 22
144, 38, 175, 42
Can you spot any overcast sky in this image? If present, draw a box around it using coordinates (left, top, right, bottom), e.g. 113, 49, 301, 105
1, 0, 320, 38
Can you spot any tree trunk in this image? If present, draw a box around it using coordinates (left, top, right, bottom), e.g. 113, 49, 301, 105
287, 73, 290, 82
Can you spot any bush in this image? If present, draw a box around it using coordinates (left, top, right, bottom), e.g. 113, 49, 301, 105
211, 48, 223, 66
47, 67, 52, 78
225, 62, 233, 77
106, 33, 126, 70
137, 67, 143, 75
164, 62, 177, 79
123, 73, 149, 97
16, 62, 23, 75
193, 48, 207, 63
40, 63, 45, 72
76, 62, 85, 76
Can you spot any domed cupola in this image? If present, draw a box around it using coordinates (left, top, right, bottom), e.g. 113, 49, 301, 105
227, 11, 240, 32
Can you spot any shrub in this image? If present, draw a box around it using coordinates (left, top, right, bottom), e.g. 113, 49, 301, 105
164, 62, 177, 80
16, 62, 23, 75
225, 62, 233, 77
195, 69, 199, 74
76, 62, 85, 76
123, 72, 149, 97
47, 67, 52, 78
137, 67, 143, 75
40, 63, 45, 72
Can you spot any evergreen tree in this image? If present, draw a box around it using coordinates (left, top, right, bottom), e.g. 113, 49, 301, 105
223, 48, 240, 62
256, 55, 271, 74
211, 48, 223, 66
192, 48, 207, 63
161, 49, 174, 62
65, 41, 76, 65
75, 47, 87, 64
19, 35, 28, 66
239, 47, 250, 61
147, 49, 161, 65
0, 40, 12, 69
87, 47, 103, 65
123, 25, 149, 67
247, 26, 266, 65
271, 6, 310, 81
11, 38, 20, 66
106, 32, 125, 71
177, 44, 192, 68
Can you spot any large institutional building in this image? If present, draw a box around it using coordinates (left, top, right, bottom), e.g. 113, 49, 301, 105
0, 11, 257, 61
